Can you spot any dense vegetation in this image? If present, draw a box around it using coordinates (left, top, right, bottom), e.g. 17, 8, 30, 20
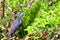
0, 0, 60, 40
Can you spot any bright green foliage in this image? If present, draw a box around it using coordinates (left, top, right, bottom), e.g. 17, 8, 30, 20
0, 0, 60, 39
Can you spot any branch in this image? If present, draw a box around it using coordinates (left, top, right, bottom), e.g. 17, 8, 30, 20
20, 0, 34, 9
12, 0, 34, 14
1, 0, 5, 17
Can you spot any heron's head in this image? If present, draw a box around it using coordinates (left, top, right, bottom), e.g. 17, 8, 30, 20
15, 12, 24, 17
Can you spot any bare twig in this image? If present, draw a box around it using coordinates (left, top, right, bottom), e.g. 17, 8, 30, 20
20, 0, 34, 9
1, 0, 5, 17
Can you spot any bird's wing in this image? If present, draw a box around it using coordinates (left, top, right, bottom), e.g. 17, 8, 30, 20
9, 20, 19, 35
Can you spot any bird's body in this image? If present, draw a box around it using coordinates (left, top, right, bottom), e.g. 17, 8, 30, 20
8, 12, 23, 36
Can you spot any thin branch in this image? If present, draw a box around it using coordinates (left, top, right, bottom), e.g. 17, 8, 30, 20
20, 0, 34, 9
1, 0, 5, 17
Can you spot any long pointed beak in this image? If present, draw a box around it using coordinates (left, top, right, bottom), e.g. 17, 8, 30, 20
16, 12, 24, 17
20, 12, 24, 15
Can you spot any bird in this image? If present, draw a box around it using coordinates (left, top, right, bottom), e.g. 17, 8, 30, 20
8, 12, 24, 37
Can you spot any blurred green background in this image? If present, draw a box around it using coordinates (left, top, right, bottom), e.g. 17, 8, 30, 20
0, 0, 60, 40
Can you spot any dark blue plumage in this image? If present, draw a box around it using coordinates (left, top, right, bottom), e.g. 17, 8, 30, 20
8, 12, 23, 36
